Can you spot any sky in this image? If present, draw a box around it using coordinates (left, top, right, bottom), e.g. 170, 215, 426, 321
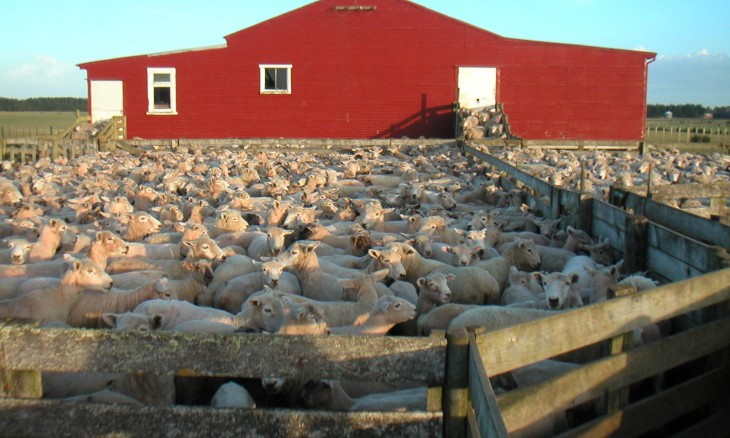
1, 0, 729, 106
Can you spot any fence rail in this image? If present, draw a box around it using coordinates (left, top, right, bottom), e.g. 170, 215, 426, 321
0, 326, 446, 437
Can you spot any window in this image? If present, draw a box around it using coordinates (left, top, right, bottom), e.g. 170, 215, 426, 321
147, 67, 177, 114
260, 65, 292, 94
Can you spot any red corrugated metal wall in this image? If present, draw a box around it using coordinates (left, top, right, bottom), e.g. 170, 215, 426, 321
79, 0, 653, 140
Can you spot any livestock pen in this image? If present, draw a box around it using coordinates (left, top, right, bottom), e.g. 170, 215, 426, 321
1, 141, 729, 437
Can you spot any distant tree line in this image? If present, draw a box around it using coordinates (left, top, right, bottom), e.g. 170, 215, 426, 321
647, 103, 730, 119
0, 97, 87, 111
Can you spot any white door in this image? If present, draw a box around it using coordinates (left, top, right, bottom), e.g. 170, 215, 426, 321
90, 80, 123, 123
458, 67, 496, 109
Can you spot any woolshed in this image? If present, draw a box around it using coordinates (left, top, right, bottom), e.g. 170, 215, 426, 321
78, 0, 655, 141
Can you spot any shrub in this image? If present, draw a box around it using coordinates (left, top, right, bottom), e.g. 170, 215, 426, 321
690, 134, 711, 143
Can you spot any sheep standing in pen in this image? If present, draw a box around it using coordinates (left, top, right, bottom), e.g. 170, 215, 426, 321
0, 136, 675, 418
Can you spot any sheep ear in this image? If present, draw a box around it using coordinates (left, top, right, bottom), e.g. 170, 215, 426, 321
509, 266, 519, 273
368, 249, 381, 259
417, 277, 427, 288
220, 212, 229, 220
101, 313, 117, 328
182, 240, 194, 248
247, 298, 261, 308
570, 273, 580, 284
446, 274, 456, 281
615, 259, 625, 270
371, 269, 389, 282
95, 231, 104, 241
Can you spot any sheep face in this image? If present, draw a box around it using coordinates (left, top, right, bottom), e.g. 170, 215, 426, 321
62, 257, 114, 290
538, 272, 581, 310
417, 272, 454, 304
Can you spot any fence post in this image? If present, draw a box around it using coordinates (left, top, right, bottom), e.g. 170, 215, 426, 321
444, 327, 469, 438
624, 214, 649, 274
605, 284, 638, 413
0, 322, 43, 399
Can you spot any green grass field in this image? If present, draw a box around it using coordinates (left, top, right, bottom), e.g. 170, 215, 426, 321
0, 111, 85, 138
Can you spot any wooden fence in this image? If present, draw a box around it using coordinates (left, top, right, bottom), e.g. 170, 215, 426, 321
460, 142, 730, 436
0, 327, 446, 437
463, 143, 730, 279
645, 124, 730, 144
468, 268, 730, 437
0, 141, 728, 437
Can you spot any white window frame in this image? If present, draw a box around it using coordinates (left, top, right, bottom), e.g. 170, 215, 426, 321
147, 67, 177, 115
260, 64, 292, 94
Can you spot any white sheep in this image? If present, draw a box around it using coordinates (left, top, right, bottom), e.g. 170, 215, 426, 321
448, 305, 557, 332
210, 382, 256, 408
0, 237, 33, 265
392, 242, 500, 305
535, 272, 582, 310
500, 266, 545, 306
330, 295, 416, 336
246, 227, 294, 260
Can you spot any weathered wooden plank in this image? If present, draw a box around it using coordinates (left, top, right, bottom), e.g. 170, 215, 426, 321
443, 328, 469, 438
611, 187, 730, 249
466, 405, 483, 438
0, 370, 41, 399
651, 182, 730, 201
606, 286, 637, 414
0, 399, 443, 438
474, 268, 730, 377
590, 217, 624, 250
669, 404, 730, 438
647, 246, 706, 282
647, 222, 720, 272
557, 365, 730, 438
0, 327, 446, 385
591, 200, 628, 232
623, 214, 648, 273
468, 332, 509, 438
496, 317, 730, 435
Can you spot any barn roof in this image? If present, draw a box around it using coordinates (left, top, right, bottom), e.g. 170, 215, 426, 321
80, 0, 655, 68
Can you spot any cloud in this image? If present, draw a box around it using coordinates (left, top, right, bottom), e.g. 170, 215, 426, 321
648, 49, 730, 106
0, 55, 86, 98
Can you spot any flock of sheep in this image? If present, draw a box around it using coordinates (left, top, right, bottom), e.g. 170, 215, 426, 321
488, 145, 730, 206
0, 140, 684, 430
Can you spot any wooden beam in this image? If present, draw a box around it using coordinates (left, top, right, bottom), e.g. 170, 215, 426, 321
474, 268, 730, 377
468, 331, 510, 438
557, 365, 730, 438
623, 214, 648, 273
443, 327, 469, 438
0, 399, 443, 438
0, 326, 446, 385
496, 317, 730, 434
610, 187, 730, 249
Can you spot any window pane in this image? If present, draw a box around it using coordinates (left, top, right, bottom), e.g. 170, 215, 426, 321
154, 86, 171, 109
153, 73, 171, 83
276, 68, 288, 90
265, 69, 277, 90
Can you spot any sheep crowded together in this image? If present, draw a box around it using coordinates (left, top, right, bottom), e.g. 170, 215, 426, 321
0, 142, 670, 427
487, 146, 730, 206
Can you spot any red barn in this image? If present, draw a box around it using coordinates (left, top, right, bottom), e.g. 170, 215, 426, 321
78, 0, 655, 141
